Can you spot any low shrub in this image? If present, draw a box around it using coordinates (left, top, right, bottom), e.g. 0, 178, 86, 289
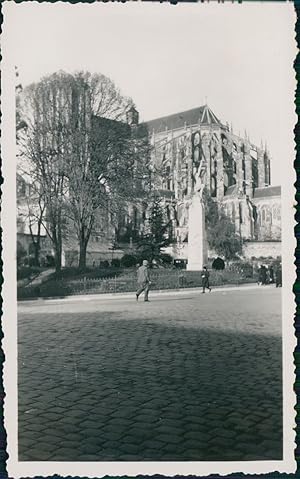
99, 260, 110, 269
159, 253, 173, 265
111, 258, 121, 268
212, 257, 225, 270
121, 254, 138, 268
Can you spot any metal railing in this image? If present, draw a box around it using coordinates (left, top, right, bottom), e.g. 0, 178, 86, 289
18, 268, 257, 299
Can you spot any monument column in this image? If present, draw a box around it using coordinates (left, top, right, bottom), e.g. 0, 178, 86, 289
187, 195, 208, 271
187, 131, 208, 271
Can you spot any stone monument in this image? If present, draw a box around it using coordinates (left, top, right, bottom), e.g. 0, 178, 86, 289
187, 143, 208, 271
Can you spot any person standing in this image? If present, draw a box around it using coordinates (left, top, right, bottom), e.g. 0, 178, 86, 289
136, 260, 151, 302
201, 266, 211, 293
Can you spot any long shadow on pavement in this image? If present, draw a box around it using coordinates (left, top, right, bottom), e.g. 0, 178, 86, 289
18, 312, 282, 462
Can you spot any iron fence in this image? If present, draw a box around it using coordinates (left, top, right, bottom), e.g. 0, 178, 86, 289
18, 268, 258, 299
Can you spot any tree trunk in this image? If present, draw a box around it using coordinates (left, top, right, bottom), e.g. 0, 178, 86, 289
33, 241, 40, 267
78, 239, 88, 271
54, 244, 62, 274
52, 229, 62, 274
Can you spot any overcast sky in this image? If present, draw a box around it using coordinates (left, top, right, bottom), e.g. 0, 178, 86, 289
5, 1, 296, 186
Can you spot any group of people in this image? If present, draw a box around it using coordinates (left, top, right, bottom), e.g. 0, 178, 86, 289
258, 263, 282, 287
135, 260, 211, 302
136, 260, 282, 302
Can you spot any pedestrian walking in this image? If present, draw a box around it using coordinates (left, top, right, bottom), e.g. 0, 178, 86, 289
257, 264, 262, 285
269, 265, 274, 284
275, 264, 282, 288
266, 267, 271, 285
259, 265, 267, 285
201, 266, 211, 293
136, 259, 151, 302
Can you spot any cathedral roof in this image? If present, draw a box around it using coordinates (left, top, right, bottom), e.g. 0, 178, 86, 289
253, 185, 281, 198
146, 105, 221, 133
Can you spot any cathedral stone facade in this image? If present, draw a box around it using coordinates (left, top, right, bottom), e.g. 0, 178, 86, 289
142, 104, 281, 260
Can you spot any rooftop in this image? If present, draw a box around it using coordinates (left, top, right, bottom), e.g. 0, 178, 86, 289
145, 105, 222, 134
253, 185, 281, 199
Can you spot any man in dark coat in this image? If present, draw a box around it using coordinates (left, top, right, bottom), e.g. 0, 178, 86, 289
201, 266, 211, 293
136, 260, 151, 302
275, 264, 282, 287
259, 265, 267, 285
269, 265, 274, 283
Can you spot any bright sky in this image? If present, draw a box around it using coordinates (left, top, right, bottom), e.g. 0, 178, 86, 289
4, 1, 296, 186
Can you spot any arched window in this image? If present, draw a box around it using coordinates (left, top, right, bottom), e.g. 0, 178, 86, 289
272, 205, 281, 222
257, 210, 261, 226
211, 176, 217, 197
239, 203, 243, 224
277, 207, 281, 222
233, 159, 237, 175
262, 208, 266, 222
232, 203, 236, 220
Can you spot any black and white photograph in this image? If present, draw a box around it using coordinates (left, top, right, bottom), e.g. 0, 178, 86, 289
2, 1, 297, 477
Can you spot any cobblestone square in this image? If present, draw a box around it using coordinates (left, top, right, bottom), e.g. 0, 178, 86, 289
18, 286, 282, 461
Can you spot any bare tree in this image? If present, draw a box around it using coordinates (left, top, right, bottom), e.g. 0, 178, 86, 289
18, 71, 152, 271
17, 172, 46, 266
64, 72, 151, 270
18, 72, 75, 272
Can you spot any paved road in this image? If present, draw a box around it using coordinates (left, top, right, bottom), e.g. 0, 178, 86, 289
18, 286, 282, 461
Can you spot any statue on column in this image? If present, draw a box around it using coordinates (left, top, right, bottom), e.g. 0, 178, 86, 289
187, 133, 209, 271
194, 155, 207, 199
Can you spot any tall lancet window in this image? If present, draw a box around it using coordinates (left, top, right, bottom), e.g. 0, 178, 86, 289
210, 135, 218, 197
166, 165, 171, 190
264, 154, 270, 186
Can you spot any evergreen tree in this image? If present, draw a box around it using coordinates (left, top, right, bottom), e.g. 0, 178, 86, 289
137, 196, 172, 264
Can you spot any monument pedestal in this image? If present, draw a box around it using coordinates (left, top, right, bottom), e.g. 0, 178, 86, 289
187, 195, 208, 271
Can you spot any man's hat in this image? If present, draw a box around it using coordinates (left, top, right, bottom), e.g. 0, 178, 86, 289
143, 260, 149, 266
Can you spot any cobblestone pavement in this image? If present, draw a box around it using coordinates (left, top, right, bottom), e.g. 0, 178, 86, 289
18, 286, 282, 461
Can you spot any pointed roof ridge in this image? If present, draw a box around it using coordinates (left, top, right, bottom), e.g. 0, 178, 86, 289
127, 105, 138, 112
201, 104, 220, 125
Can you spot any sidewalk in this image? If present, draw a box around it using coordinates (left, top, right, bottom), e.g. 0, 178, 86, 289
18, 282, 271, 305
